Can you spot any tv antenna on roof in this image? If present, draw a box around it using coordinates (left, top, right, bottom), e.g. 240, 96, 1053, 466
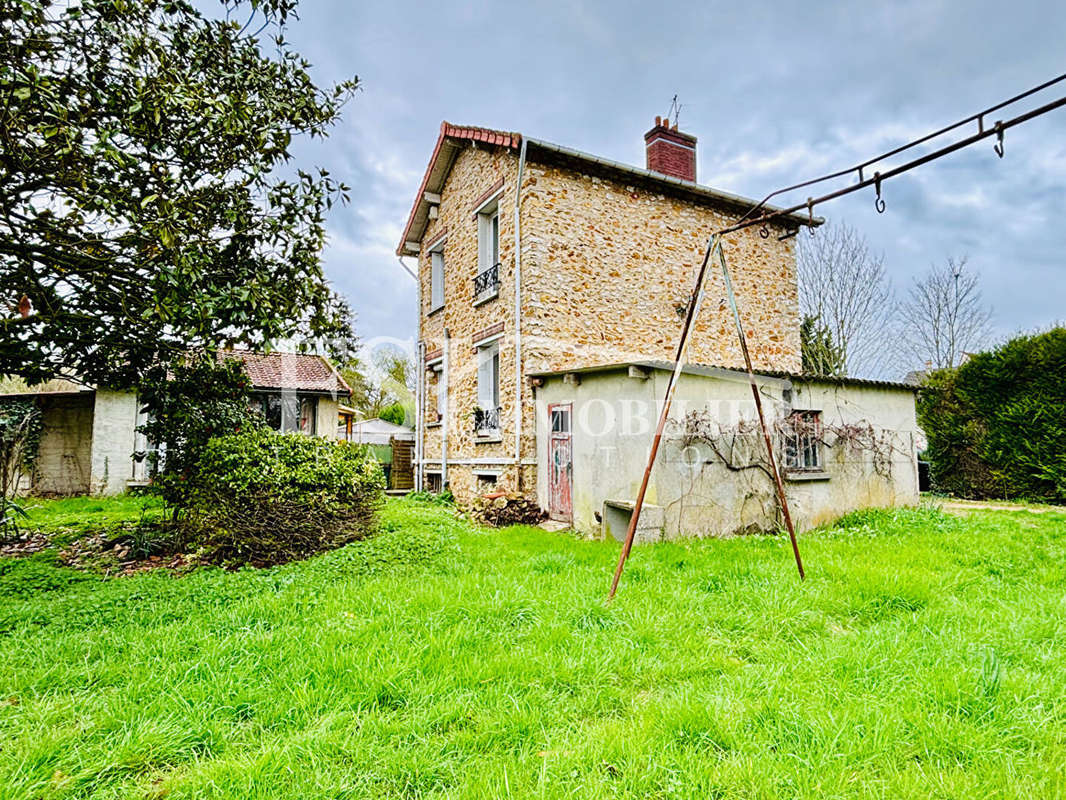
668, 94, 682, 127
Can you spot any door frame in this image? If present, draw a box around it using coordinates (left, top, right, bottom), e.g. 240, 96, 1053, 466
547, 402, 573, 522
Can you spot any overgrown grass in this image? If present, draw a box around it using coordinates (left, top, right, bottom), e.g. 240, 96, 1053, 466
19, 493, 163, 531
1, 497, 1065, 798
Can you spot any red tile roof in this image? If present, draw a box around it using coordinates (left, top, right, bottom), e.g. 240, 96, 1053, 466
397, 121, 821, 256
224, 351, 351, 396
396, 122, 521, 256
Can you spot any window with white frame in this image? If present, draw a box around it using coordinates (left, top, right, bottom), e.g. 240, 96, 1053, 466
430, 249, 445, 312
425, 471, 443, 493
783, 410, 822, 471
475, 199, 500, 300
475, 471, 499, 492
427, 363, 443, 424
475, 340, 500, 434
251, 392, 318, 435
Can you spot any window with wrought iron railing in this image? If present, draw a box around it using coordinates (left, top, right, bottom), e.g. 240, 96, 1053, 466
473, 405, 501, 434
473, 261, 500, 298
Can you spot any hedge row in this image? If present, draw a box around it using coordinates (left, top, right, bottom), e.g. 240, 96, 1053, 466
917, 327, 1066, 502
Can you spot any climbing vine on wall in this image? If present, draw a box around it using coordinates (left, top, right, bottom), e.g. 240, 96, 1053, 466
0, 397, 44, 535
677, 409, 905, 481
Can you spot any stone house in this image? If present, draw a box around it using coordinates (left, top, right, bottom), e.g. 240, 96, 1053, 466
399, 119, 920, 537
9, 352, 350, 496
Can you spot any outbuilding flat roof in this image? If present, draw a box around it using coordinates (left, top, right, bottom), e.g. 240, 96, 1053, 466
527, 360, 919, 392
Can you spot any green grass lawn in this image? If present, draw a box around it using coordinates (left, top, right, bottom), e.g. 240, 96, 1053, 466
2, 497, 1065, 799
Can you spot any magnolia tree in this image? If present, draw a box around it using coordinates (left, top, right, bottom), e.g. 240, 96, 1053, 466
0, 0, 358, 387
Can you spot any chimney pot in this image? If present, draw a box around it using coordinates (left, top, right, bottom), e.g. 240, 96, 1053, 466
644, 119, 697, 182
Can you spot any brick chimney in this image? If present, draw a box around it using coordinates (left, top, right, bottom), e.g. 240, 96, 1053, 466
644, 115, 697, 182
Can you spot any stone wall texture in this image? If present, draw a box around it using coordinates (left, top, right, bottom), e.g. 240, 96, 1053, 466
30, 394, 94, 495
417, 141, 802, 506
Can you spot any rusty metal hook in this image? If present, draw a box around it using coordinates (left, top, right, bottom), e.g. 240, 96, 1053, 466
874, 172, 886, 213
993, 120, 1005, 158
759, 223, 770, 239
807, 198, 816, 236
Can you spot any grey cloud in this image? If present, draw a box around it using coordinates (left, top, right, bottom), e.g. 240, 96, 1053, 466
271, 0, 1066, 364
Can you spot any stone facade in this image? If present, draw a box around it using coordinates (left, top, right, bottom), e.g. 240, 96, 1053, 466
413, 135, 802, 506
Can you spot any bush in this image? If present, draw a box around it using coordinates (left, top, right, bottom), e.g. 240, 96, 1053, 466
917, 327, 1066, 502
137, 353, 261, 507
181, 429, 385, 565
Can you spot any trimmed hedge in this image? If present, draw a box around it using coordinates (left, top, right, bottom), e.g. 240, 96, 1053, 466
181, 429, 386, 564
917, 327, 1066, 502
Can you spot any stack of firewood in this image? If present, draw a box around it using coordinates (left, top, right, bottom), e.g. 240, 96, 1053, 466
467, 492, 546, 527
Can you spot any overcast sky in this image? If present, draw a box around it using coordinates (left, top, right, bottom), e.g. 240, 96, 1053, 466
277, 1, 1066, 370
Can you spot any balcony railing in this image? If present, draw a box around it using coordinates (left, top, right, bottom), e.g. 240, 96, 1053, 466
473, 263, 501, 299
473, 406, 502, 434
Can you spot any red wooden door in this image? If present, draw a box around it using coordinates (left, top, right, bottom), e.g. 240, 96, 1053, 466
548, 404, 572, 521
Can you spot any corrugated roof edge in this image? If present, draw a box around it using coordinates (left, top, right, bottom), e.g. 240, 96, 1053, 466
527, 360, 918, 392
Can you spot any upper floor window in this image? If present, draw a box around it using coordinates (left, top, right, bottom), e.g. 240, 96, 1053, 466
782, 410, 822, 471
430, 249, 445, 312
475, 199, 501, 303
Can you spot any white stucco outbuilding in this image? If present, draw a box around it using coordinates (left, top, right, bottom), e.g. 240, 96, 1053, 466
530, 361, 920, 541
8, 352, 351, 496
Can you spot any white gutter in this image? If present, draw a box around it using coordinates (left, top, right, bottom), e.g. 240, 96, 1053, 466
513, 138, 527, 484
399, 255, 423, 491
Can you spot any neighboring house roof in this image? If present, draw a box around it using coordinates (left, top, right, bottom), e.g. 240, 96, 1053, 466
227, 351, 351, 397
0, 352, 351, 399
0, 388, 92, 399
348, 417, 415, 444
397, 121, 821, 255
527, 360, 919, 392
351, 418, 414, 435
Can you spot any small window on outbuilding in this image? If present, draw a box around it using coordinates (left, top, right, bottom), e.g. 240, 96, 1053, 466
783, 410, 822, 471
252, 392, 318, 435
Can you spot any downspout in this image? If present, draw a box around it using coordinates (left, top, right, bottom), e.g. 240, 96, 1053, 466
513, 138, 527, 489
441, 327, 450, 488
399, 255, 424, 491
414, 336, 424, 492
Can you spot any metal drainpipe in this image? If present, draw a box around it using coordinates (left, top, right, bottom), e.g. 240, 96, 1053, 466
441, 326, 450, 488
415, 339, 424, 491
512, 138, 527, 489
399, 255, 423, 491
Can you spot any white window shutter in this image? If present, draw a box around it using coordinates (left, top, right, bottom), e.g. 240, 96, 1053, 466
490, 212, 499, 265
491, 346, 500, 407
431, 251, 444, 309
477, 345, 493, 409
477, 215, 488, 275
